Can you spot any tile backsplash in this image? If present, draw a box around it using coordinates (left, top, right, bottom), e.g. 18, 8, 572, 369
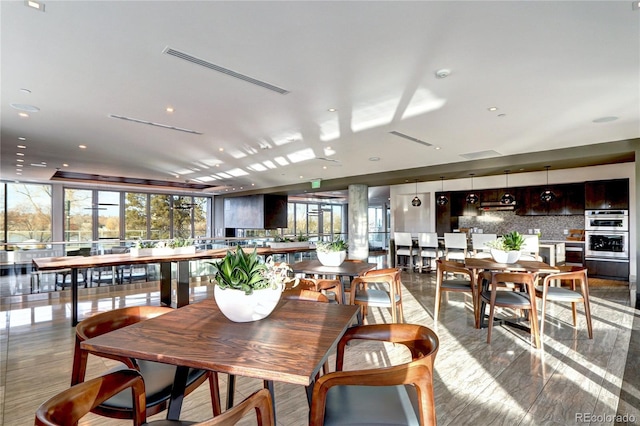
458, 211, 584, 241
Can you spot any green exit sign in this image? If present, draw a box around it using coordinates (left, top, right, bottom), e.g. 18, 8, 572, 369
311, 179, 321, 189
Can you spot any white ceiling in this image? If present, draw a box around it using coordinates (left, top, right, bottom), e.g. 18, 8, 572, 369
1, 1, 639, 196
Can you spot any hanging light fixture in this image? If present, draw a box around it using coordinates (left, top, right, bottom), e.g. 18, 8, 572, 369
466, 173, 479, 204
500, 170, 515, 204
411, 179, 422, 207
436, 176, 448, 206
540, 165, 556, 202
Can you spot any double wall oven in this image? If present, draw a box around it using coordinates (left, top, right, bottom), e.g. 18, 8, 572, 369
584, 210, 629, 260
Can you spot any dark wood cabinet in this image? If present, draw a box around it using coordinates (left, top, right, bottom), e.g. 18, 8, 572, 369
516, 183, 584, 215
586, 259, 629, 280
435, 192, 455, 236
585, 179, 629, 210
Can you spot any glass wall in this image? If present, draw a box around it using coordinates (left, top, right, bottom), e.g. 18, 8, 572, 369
125, 192, 147, 239
64, 189, 93, 245
193, 197, 208, 238
6, 183, 52, 244
149, 194, 171, 240
97, 191, 120, 240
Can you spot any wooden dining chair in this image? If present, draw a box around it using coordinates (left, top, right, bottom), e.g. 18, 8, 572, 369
72, 306, 221, 420
535, 267, 593, 340
295, 277, 344, 304
480, 271, 541, 348
282, 288, 330, 303
434, 259, 476, 323
309, 324, 439, 426
36, 369, 274, 426
351, 267, 404, 324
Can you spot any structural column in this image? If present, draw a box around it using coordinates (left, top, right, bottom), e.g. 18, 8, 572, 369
348, 184, 369, 260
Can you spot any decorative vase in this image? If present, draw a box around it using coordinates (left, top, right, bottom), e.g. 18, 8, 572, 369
490, 249, 521, 264
316, 250, 347, 267
213, 284, 283, 322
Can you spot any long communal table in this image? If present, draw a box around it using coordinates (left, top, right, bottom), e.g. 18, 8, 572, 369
33, 246, 316, 326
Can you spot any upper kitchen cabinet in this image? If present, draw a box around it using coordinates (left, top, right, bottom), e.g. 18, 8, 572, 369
450, 191, 480, 217
516, 183, 584, 215
585, 179, 629, 210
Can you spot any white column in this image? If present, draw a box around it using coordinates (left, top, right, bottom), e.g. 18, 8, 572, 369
348, 184, 369, 260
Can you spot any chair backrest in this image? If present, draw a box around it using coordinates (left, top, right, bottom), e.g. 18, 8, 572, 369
197, 389, 274, 426
521, 234, 539, 256
282, 288, 330, 303
36, 369, 147, 426
444, 233, 467, 250
471, 233, 497, 251
418, 232, 439, 249
436, 259, 473, 282
394, 232, 413, 247
541, 267, 588, 291
72, 306, 173, 385
310, 324, 439, 426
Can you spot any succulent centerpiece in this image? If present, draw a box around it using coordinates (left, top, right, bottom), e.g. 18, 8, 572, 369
315, 238, 348, 266
485, 231, 525, 263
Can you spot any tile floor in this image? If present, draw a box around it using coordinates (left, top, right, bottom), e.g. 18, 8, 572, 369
1, 264, 639, 425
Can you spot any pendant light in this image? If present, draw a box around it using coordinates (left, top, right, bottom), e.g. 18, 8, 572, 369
500, 170, 515, 204
411, 179, 422, 207
436, 176, 449, 206
540, 165, 556, 202
466, 173, 479, 204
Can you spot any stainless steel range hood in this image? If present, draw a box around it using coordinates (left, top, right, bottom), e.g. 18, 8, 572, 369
478, 201, 516, 211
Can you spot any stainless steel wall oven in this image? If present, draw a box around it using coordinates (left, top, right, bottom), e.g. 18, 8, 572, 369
585, 231, 629, 259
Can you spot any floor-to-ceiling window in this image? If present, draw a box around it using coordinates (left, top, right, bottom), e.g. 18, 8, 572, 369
97, 191, 120, 241
150, 194, 171, 240
125, 192, 148, 240
193, 197, 208, 238
5, 183, 52, 244
64, 188, 92, 246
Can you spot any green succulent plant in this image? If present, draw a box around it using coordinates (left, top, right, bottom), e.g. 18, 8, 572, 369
208, 245, 269, 295
485, 231, 525, 251
315, 238, 348, 253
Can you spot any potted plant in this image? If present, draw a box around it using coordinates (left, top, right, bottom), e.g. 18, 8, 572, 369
268, 233, 310, 249
209, 245, 293, 322
315, 238, 348, 266
485, 231, 525, 263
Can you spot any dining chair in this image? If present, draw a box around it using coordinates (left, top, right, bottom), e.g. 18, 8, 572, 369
350, 267, 404, 324
72, 306, 221, 420
309, 324, 439, 426
36, 369, 274, 426
295, 277, 344, 304
282, 288, 330, 303
444, 232, 468, 261
535, 267, 593, 340
480, 271, 541, 348
470, 233, 497, 259
520, 234, 541, 260
394, 232, 418, 271
434, 259, 476, 324
417, 232, 442, 272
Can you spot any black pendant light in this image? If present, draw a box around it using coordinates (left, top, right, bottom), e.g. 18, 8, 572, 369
436, 176, 449, 206
500, 170, 515, 204
466, 173, 479, 204
411, 179, 422, 207
540, 165, 556, 202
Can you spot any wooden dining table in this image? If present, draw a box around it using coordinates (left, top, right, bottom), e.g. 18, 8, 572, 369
291, 259, 377, 303
80, 298, 360, 421
464, 257, 559, 330
32, 246, 321, 326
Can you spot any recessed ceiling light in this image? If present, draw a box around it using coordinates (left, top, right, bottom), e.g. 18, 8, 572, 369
322, 166, 327, 170
592, 116, 618, 123
79, 145, 87, 149
166, 107, 174, 113
18, 112, 29, 118
327, 108, 337, 112
219, 148, 224, 152
17, 159, 24, 162
16, 152, 24, 156
41, 161, 46, 165
434, 146, 441, 150
11, 103, 40, 112
25, 0, 45, 12
369, 157, 380, 161
17, 145, 26, 149
18, 137, 26, 141
633, 1, 640, 11
299, 175, 304, 179
63, 163, 69, 167
488, 107, 498, 111
16, 172, 22, 175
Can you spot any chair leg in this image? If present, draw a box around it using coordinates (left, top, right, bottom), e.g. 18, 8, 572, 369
208, 372, 222, 416
487, 301, 495, 343
571, 302, 578, 327
539, 295, 548, 340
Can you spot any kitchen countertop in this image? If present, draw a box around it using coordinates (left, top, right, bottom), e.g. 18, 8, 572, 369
541, 239, 585, 244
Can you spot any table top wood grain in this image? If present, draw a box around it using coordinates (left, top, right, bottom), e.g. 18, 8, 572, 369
291, 259, 377, 277
81, 299, 360, 386
464, 258, 559, 274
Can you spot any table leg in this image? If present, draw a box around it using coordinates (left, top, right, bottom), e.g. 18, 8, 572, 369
160, 262, 172, 307
71, 268, 79, 326
226, 374, 236, 410
176, 260, 190, 308
167, 366, 189, 420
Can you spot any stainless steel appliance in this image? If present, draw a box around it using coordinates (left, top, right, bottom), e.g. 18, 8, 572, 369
585, 231, 629, 259
585, 210, 628, 231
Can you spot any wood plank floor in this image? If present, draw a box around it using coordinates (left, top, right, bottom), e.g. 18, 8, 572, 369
1, 268, 639, 425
